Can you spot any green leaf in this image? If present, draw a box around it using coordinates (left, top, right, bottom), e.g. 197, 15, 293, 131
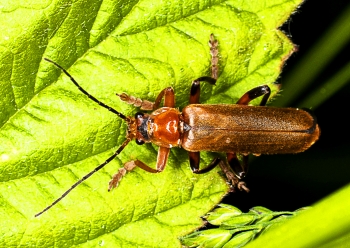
181, 204, 298, 247
222, 230, 257, 248
0, 0, 299, 246
180, 229, 233, 248
221, 214, 257, 228
204, 204, 242, 225
245, 184, 350, 248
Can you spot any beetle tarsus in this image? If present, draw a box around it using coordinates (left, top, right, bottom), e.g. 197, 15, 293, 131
237, 182, 250, 192
108, 161, 137, 191
117, 93, 154, 110
218, 160, 250, 192
209, 34, 219, 80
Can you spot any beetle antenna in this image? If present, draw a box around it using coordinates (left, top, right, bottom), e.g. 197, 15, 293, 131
35, 138, 131, 217
44, 58, 130, 122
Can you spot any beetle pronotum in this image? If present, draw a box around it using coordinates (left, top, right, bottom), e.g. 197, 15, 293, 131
35, 35, 320, 217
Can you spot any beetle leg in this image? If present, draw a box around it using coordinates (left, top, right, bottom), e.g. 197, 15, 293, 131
209, 33, 219, 80
218, 161, 250, 192
189, 151, 221, 173
108, 160, 137, 191
155, 146, 171, 171
116, 87, 175, 110
188, 152, 249, 191
226, 152, 249, 179
189, 77, 216, 104
236, 85, 271, 106
108, 147, 170, 190
154, 87, 175, 108
189, 35, 219, 104
116, 93, 154, 110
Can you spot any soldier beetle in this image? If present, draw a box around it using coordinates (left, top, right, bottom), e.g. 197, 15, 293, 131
35, 35, 319, 217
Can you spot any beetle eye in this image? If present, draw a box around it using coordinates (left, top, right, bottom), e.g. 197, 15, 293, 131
136, 139, 145, 145
135, 112, 144, 119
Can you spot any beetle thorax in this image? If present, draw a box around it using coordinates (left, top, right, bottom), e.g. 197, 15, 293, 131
133, 107, 183, 148
149, 107, 183, 148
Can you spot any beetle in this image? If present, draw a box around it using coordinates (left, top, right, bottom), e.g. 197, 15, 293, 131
35, 35, 320, 217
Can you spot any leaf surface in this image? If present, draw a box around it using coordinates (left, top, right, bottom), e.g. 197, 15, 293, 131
0, 0, 299, 246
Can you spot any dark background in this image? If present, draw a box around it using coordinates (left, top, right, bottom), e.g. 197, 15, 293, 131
224, 1, 350, 211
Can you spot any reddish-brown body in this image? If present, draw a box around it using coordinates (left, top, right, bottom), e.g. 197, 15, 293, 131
131, 96, 319, 186
181, 104, 319, 154
140, 104, 319, 155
